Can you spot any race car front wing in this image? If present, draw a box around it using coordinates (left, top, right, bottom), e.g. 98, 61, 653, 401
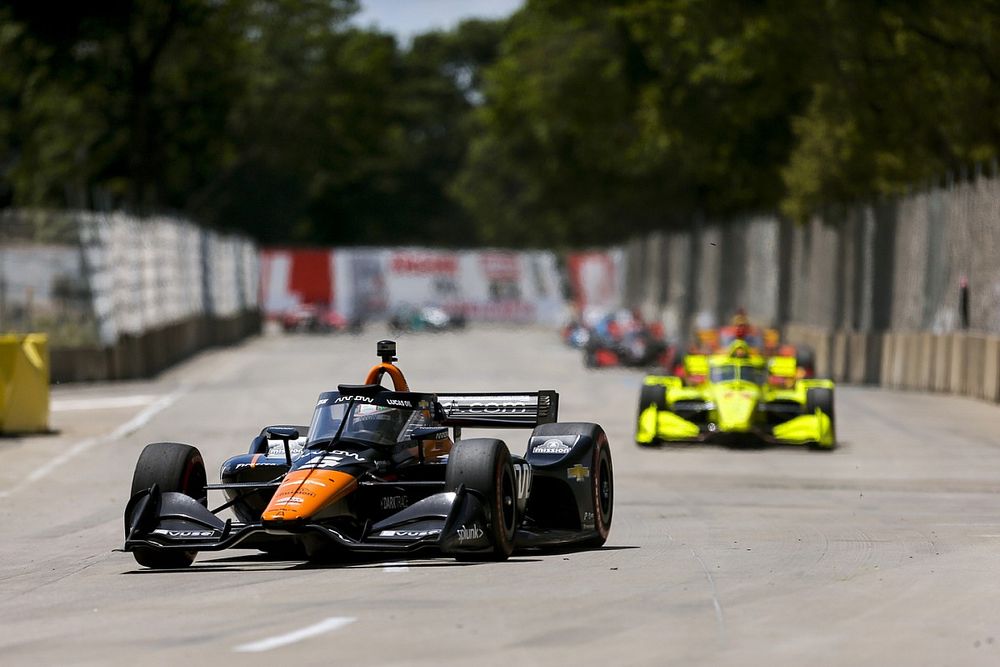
123, 483, 496, 557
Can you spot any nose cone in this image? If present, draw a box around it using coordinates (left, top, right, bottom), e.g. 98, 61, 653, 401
712, 385, 759, 432
262, 469, 357, 523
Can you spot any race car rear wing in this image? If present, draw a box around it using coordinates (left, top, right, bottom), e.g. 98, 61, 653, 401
437, 390, 559, 429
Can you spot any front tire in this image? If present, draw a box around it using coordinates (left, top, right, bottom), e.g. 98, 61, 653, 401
805, 388, 836, 449
129, 442, 207, 569
445, 438, 516, 561
530, 422, 614, 547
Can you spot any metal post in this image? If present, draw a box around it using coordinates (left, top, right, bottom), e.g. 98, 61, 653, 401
0, 243, 6, 331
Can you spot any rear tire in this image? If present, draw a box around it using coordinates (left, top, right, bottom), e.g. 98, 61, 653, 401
445, 438, 516, 561
130, 442, 206, 569
796, 347, 816, 377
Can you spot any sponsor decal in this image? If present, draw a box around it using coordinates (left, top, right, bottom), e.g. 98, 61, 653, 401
279, 479, 327, 488
391, 253, 458, 274
317, 398, 329, 405
335, 395, 374, 404
479, 252, 520, 280
273, 497, 305, 505
385, 398, 413, 408
378, 529, 440, 538
567, 464, 590, 483
513, 462, 532, 501
456, 524, 484, 542
466, 402, 528, 415
297, 453, 359, 469
583, 511, 594, 522
328, 450, 364, 461
152, 529, 216, 538
277, 488, 316, 498
380, 495, 408, 511
442, 397, 533, 416
533, 439, 571, 455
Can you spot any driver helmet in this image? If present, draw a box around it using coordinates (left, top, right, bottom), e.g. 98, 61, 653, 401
731, 309, 750, 340
728, 339, 751, 358
352, 404, 408, 442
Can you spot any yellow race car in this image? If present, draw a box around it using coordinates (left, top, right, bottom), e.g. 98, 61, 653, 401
635, 340, 835, 449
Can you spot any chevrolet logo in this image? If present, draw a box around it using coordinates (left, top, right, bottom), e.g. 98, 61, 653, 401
567, 464, 590, 482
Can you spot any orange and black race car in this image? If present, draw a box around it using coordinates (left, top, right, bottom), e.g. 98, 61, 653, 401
122, 340, 613, 568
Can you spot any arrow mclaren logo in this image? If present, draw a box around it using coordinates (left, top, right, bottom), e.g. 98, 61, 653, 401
456, 524, 484, 542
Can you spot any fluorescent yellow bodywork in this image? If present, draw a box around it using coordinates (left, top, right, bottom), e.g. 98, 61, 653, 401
772, 410, 834, 448
635, 349, 836, 447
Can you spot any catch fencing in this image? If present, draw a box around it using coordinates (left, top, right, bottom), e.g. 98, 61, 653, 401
622, 174, 1000, 400
0, 210, 260, 381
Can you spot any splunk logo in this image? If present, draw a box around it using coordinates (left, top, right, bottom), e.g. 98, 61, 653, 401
456, 524, 484, 542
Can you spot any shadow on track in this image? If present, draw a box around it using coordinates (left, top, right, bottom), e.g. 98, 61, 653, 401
120, 551, 548, 574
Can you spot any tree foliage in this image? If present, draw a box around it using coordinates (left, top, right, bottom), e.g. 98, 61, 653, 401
0, 1, 997, 246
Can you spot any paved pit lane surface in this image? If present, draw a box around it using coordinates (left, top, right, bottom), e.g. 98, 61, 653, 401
2, 328, 1000, 666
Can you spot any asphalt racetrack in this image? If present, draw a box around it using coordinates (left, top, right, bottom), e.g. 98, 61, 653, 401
2, 327, 1000, 666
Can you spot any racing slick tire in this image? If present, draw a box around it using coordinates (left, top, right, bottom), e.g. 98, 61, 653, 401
637, 384, 667, 415
445, 438, 516, 561
129, 442, 207, 569
531, 423, 614, 547
636, 384, 666, 446
805, 388, 836, 449
796, 347, 816, 377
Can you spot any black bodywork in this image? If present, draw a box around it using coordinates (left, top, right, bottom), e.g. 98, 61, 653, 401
123, 385, 613, 562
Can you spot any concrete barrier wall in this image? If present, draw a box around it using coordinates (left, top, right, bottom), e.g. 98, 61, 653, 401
49, 311, 260, 383
620, 174, 1000, 403
781, 324, 1000, 404
2, 210, 260, 383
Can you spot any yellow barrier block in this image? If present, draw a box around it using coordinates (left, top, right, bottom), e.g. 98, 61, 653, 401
0, 334, 50, 433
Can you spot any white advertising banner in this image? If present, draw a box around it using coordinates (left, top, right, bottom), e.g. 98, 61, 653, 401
262, 247, 565, 325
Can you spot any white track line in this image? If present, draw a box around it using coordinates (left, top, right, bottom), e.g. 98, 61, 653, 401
0, 388, 185, 499
233, 617, 356, 652
383, 565, 410, 573
51, 395, 159, 412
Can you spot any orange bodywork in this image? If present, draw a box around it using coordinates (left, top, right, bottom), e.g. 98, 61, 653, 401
261, 468, 358, 522
364, 362, 409, 391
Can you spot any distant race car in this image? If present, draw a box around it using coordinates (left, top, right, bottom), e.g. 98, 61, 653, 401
123, 340, 613, 568
560, 320, 591, 349
389, 305, 466, 333
635, 340, 835, 449
687, 316, 815, 378
280, 303, 363, 334
583, 309, 674, 369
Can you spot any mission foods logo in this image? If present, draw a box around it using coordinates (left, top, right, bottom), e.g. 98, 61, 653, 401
533, 439, 571, 455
